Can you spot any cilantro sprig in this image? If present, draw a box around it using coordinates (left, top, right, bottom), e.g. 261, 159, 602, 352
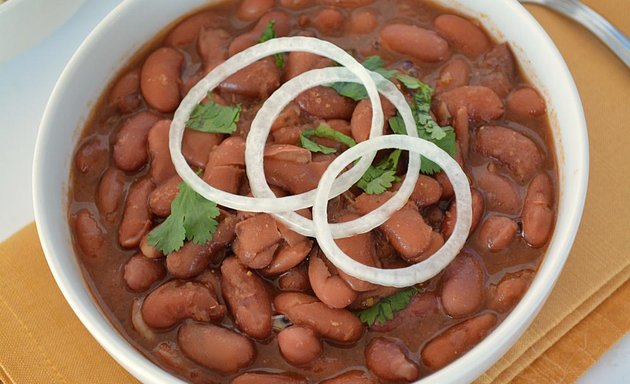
259, 21, 284, 69
329, 56, 397, 101
147, 181, 221, 254
300, 123, 357, 154
186, 96, 241, 134
356, 287, 420, 326
389, 82, 457, 174
356, 150, 401, 195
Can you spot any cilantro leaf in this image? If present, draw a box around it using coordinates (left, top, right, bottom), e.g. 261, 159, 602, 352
300, 123, 357, 154
147, 181, 220, 254
395, 73, 424, 89
387, 77, 458, 174
329, 56, 396, 101
356, 287, 420, 326
259, 21, 284, 69
356, 149, 401, 195
186, 97, 240, 134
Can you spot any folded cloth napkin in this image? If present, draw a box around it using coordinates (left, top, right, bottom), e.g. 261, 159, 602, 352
0, 0, 628, 383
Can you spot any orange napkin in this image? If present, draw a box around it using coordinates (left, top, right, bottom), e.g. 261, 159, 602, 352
1, 1, 629, 383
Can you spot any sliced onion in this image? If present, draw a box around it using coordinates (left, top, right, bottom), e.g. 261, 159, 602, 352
312, 134, 472, 287
169, 36, 382, 213
246, 66, 421, 238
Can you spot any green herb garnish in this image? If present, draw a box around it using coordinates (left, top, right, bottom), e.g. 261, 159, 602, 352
148, 181, 220, 254
356, 150, 402, 195
300, 123, 357, 154
356, 287, 420, 326
329, 56, 397, 101
186, 96, 240, 134
388, 80, 457, 174
259, 20, 284, 69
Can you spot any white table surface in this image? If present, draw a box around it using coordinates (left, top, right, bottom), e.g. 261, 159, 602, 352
0, 0, 627, 382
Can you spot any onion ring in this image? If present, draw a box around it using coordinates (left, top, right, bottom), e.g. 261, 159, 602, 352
312, 134, 472, 287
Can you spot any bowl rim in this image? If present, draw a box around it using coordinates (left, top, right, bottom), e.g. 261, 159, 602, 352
33, 0, 589, 383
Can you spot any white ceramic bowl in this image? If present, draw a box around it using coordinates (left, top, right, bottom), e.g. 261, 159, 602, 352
0, 0, 86, 62
33, 0, 589, 383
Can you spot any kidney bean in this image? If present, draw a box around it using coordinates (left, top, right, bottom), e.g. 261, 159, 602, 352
147, 120, 176, 185
219, 58, 281, 99
370, 293, 437, 332
272, 126, 302, 145
348, 9, 378, 35
365, 337, 419, 382
148, 175, 180, 217
237, 0, 275, 21
434, 15, 490, 58
475, 166, 521, 214
355, 193, 433, 262
164, 11, 222, 46
334, 213, 378, 292
451, 106, 470, 159
278, 325, 323, 366
321, 370, 376, 384
140, 47, 184, 113
206, 135, 246, 168
231, 372, 308, 384
153, 341, 218, 383
297, 86, 356, 120
436, 59, 471, 93
264, 157, 332, 194
507, 87, 546, 118
197, 27, 230, 71
476, 44, 516, 97
113, 112, 160, 172
233, 214, 282, 269
478, 216, 518, 252
142, 280, 225, 328
271, 103, 302, 131
221, 257, 273, 339
123, 253, 166, 292
284, 51, 333, 81
178, 322, 255, 373
108, 69, 141, 113
351, 97, 396, 142
441, 253, 484, 317
435, 171, 454, 199
264, 144, 312, 164
96, 167, 125, 222
264, 240, 313, 275
414, 231, 445, 262
274, 293, 364, 343
139, 233, 162, 259
313, 8, 345, 35
380, 24, 450, 62
522, 172, 554, 247
488, 270, 534, 312
442, 188, 484, 239
204, 165, 245, 194
166, 241, 212, 279
278, 265, 311, 292
309, 251, 358, 308
421, 313, 497, 370
73, 209, 104, 259
434, 86, 503, 123
475, 125, 543, 183
74, 137, 108, 177
408, 174, 443, 207
119, 178, 154, 248
182, 130, 222, 168
229, 11, 291, 56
